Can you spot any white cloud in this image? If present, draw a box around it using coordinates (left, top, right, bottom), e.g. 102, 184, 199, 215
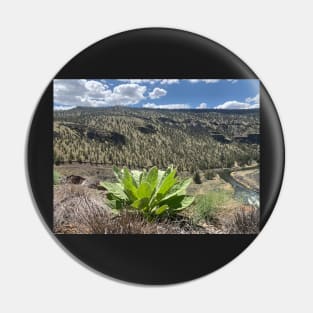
188, 79, 220, 84
202, 79, 220, 84
249, 103, 260, 109
215, 92, 260, 109
118, 79, 158, 85
54, 79, 89, 107
117, 79, 179, 85
196, 102, 208, 109
160, 79, 179, 85
54, 80, 146, 107
143, 103, 190, 109
245, 93, 259, 104
112, 83, 146, 103
85, 80, 108, 92
214, 100, 259, 109
118, 79, 237, 85
149, 87, 167, 99
54, 105, 76, 111
188, 79, 238, 84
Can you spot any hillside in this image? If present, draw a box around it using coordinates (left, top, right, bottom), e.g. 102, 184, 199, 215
53, 107, 260, 172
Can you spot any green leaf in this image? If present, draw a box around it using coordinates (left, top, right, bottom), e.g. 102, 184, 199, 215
122, 167, 138, 201
156, 168, 177, 199
161, 178, 192, 201
106, 193, 118, 200
137, 182, 153, 199
174, 196, 195, 211
144, 166, 158, 190
131, 170, 142, 187
160, 195, 185, 209
156, 170, 165, 186
160, 195, 194, 211
157, 166, 172, 185
181, 195, 195, 207
154, 205, 169, 215
140, 169, 147, 183
148, 167, 177, 207
100, 181, 128, 200
131, 197, 149, 210
112, 165, 123, 182
108, 199, 123, 210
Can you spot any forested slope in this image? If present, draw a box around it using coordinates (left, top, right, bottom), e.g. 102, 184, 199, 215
54, 107, 259, 172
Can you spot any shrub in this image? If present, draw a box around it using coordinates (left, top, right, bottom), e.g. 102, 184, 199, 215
205, 170, 216, 180
81, 208, 204, 234
193, 190, 230, 222
193, 171, 201, 184
53, 170, 61, 185
100, 165, 194, 218
228, 208, 259, 234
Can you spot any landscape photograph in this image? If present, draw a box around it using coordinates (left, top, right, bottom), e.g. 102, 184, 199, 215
53, 79, 260, 234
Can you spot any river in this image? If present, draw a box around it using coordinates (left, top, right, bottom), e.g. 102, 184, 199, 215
219, 170, 259, 204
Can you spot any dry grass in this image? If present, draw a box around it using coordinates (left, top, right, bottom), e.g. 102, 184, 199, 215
82, 210, 207, 234
226, 207, 259, 234
53, 184, 206, 234
54, 183, 259, 234
54, 184, 108, 234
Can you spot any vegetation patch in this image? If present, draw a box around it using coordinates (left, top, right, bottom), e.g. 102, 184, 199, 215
53, 106, 260, 234
53, 170, 61, 185
100, 165, 194, 218
192, 190, 232, 223
53, 107, 259, 170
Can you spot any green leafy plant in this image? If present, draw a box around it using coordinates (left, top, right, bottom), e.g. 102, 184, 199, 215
53, 170, 61, 185
193, 190, 231, 222
100, 165, 194, 217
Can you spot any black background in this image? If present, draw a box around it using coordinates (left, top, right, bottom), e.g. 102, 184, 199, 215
27, 28, 284, 284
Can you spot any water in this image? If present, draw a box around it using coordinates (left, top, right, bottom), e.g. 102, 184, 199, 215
219, 171, 259, 204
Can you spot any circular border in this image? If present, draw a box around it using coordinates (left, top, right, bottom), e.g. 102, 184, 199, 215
27, 28, 284, 284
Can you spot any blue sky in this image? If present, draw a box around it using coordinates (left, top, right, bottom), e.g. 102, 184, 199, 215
54, 79, 259, 110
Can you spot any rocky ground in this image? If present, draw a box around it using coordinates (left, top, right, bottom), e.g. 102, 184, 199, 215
54, 164, 259, 234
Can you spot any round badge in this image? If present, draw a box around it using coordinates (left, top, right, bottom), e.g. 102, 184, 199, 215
27, 28, 284, 284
